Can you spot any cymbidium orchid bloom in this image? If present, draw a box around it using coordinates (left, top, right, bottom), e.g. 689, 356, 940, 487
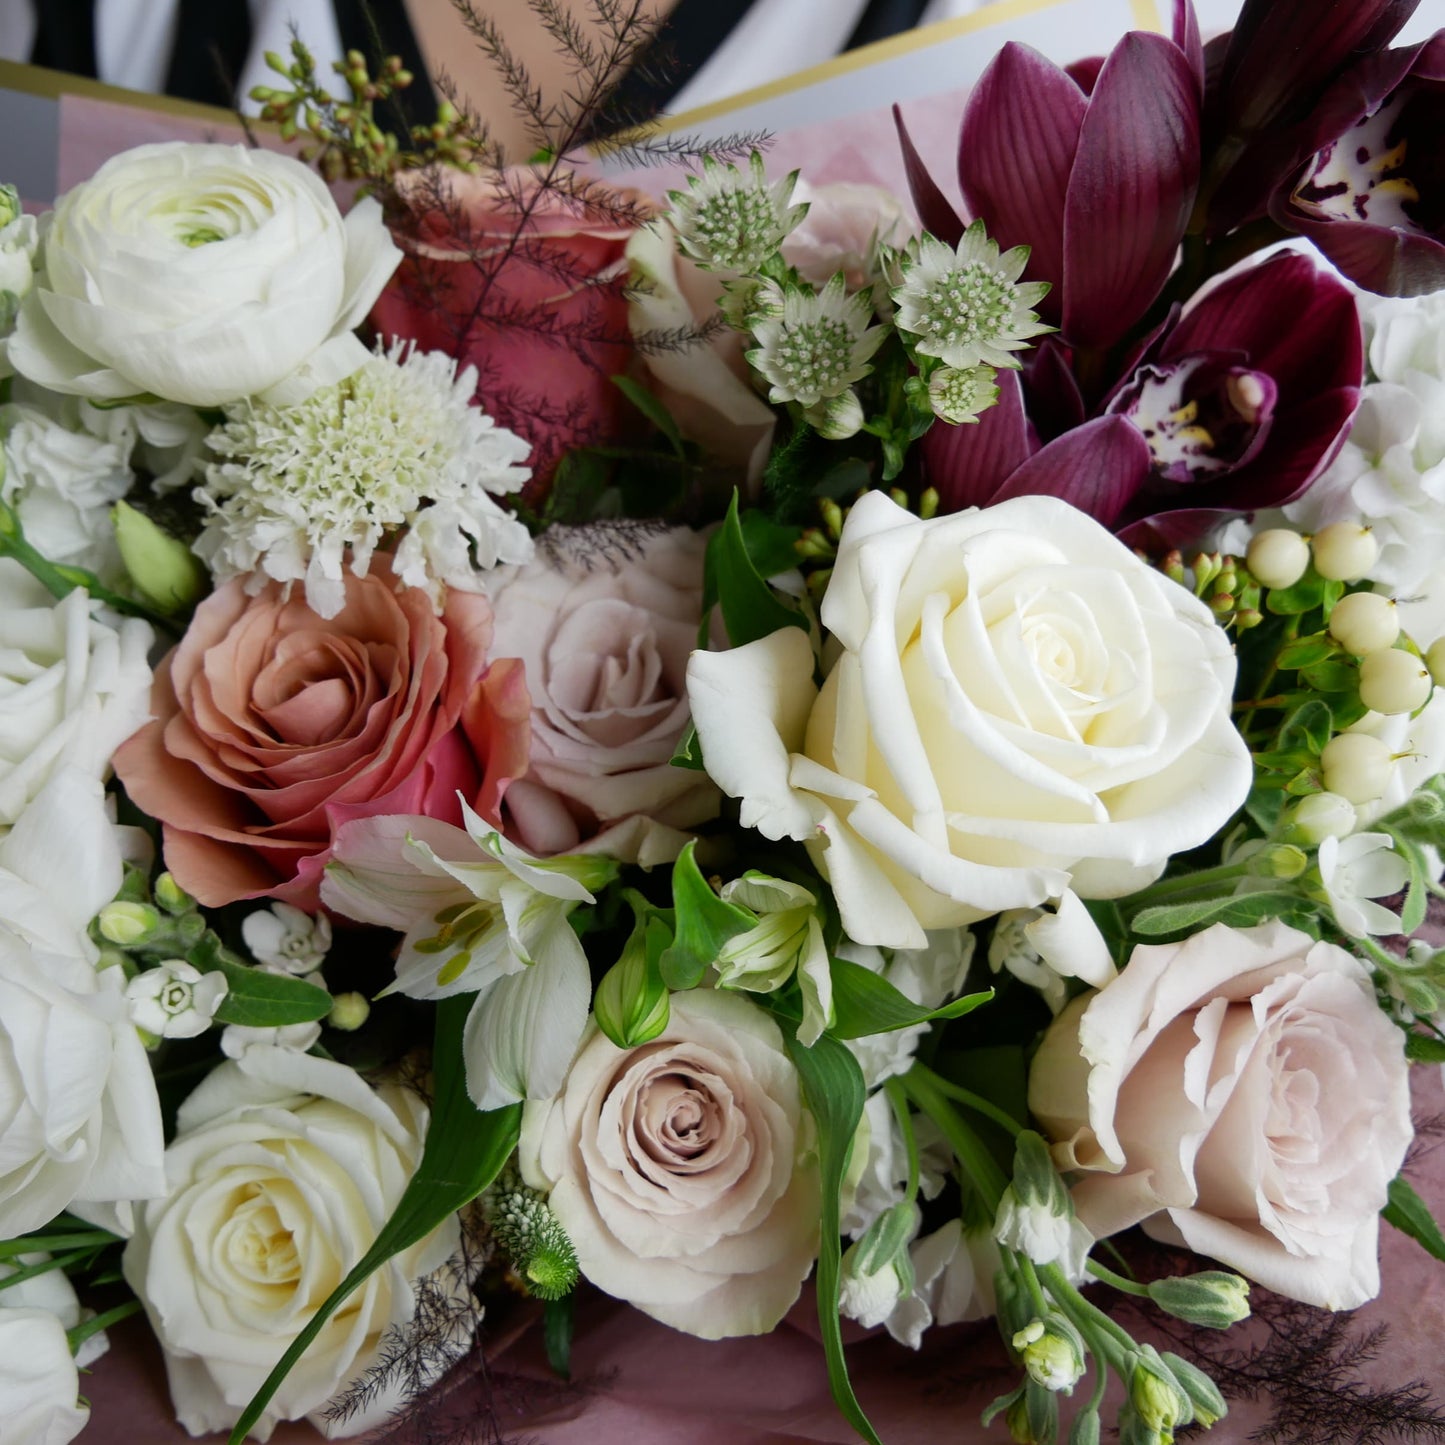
321, 799, 617, 1110
923, 251, 1362, 550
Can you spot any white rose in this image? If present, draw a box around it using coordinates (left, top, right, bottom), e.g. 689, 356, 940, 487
1029, 920, 1412, 1311
0, 559, 152, 825
688, 492, 1252, 949
0, 1310, 87, 1445
0, 769, 166, 1237
781, 180, 909, 291
0, 1255, 108, 1370
10, 143, 400, 408
519, 988, 820, 1338
123, 1047, 462, 1440
490, 523, 719, 866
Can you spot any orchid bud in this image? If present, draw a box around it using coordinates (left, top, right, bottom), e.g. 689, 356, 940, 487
1320, 732, 1394, 803
1245, 528, 1309, 589
1146, 1270, 1250, 1329
1328, 592, 1399, 655
1311, 522, 1378, 582
1359, 648, 1432, 715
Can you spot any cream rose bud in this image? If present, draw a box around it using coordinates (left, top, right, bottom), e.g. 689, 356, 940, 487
10, 142, 400, 408
123, 1047, 462, 1440
519, 988, 820, 1338
688, 492, 1252, 949
489, 523, 719, 865
1028, 920, 1412, 1311
0, 1309, 88, 1445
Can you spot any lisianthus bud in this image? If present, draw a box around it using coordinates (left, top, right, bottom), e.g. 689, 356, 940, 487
1311, 523, 1378, 582
1359, 648, 1432, 716
112, 500, 207, 616
1146, 1270, 1250, 1329
98, 900, 161, 947
1283, 791, 1356, 845
1012, 1314, 1086, 1394
1160, 1352, 1226, 1428
1328, 592, 1399, 655
1246, 528, 1309, 589
1320, 732, 1394, 803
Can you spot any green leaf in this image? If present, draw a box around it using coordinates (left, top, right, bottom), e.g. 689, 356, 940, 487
657, 841, 757, 989
812, 457, 872, 499
544, 1294, 574, 1379
736, 507, 804, 582
1130, 890, 1304, 937
1277, 699, 1334, 756
189, 933, 332, 1028
669, 720, 706, 770
705, 492, 808, 648
1266, 573, 1326, 616
594, 915, 672, 1048
784, 1031, 881, 1445
1275, 635, 1338, 670
1299, 660, 1359, 693
1382, 1175, 1445, 1264
828, 957, 993, 1039
611, 375, 685, 459
1406, 1033, 1445, 1064
229, 996, 522, 1444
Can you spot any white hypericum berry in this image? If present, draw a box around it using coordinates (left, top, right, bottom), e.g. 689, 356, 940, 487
1327, 592, 1400, 655
1311, 522, 1379, 581
1246, 528, 1311, 590
1320, 731, 1395, 802
1359, 647, 1432, 714
1427, 637, 1445, 686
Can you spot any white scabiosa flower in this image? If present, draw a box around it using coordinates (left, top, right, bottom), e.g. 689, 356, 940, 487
194, 339, 534, 618
126, 959, 228, 1040
747, 274, 887, 407
891, 220, 1051, 371
667, 151, 809, 276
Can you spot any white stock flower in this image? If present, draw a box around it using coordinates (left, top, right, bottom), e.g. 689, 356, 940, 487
688, 492, 1251, 949
126, 959, 228, 1039
884, 1220, 1000, 1348
1316, 831, 1410, 938
0, 558, 153, 827
989, 892, 1117, 1016
994, 1187, 1092, 1277
241, 902, 332, 975
322, 801, 615, 1111
10, 142, 400, 408
746, 273, 887, 407
0, 199, 38, 305
196, 339, 533, 618
0, 1309, 87, 1445
122, 1047, 461, 1440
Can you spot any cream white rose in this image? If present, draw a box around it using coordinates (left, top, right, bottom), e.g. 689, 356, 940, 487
10, 142, 400, 408
688, 492, 1252, 949
1029, 920, 1411, 1311
0, 1309, 87, 1445
519, 988, 820, 1338
0, 559, 153, 826
490, 523, 719, 865
123, 1047, 461, 1441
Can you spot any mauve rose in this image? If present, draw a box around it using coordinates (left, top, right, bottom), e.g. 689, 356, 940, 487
488, 523, 718, 865
1029, 919, 1412, 1311
113, 558, 529, 910
372, 166, 645, 505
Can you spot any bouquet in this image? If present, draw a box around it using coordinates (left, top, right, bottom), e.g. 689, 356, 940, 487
4, 1, 1445, 1441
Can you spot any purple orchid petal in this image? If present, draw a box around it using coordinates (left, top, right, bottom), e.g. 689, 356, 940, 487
1117, 508, 1245, 552
1022, 337, 1088, 440
1288, 214, 1445, 295
1066, 56, 1105, 95
989, 415, 1151, 526
1061, 33, 1202, 349
893, 105, 964, 246
922, 368, 1035, 512
958, 43, 1086, 322
1173, 0, 1204, 95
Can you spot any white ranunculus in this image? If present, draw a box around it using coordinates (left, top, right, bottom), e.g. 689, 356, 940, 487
0, 559, 153, 826
688, 492, 1252, 949
0, 1309, 87, 1445
10, 143, 400, 408
519, 988, 820, 1338
1029, 920, 1412, 1311
123, 1046, 462, 1441
0, 769, 166, 1237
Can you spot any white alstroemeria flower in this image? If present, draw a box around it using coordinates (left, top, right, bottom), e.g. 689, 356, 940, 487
1317, 831, 1411, 938
891, 220, 1052, 371
241, 902, 332, 975
746, 273, 887, 407
667, 151, 808, 276
715, 873, 832, 1045
126, 960, 228, 1040
322, 799, 616, 1111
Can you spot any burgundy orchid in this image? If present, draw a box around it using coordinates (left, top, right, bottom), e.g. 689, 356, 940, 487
1272, 34, 1445, 296
921, 252, 1362, 551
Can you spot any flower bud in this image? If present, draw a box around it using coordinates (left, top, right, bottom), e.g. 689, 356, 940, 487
1427, 637, 1445, 687
98, 900, 161, 947
1012, 1314, 1087, 1394
839, 1234, 911, 1328
1129, 1347, 1192, 1434
1283, 790, 1357, 845
804, 388, 865, 440
928, 363, 1000, 423
1328, 592, 1399, 655
1249, 843, 1307, 880
1191, 552, 1223, 591
1320, 732, 1394, 804
112, 501, 207, 616
1160, 1353, 1227, 1428
0, 184, 19, 231
594, 916, 670, 1049
1311, 522, 1378, 582
1246, 528, 1310, 589
327, 992, 369, 1031
153, 872, 194, 916
1359, 648, 1432, 715
1146, 1270, 1250, 1329
1067, 1409, 1101, 1445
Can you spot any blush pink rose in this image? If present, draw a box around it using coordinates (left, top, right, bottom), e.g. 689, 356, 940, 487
487, 523, 718, 865
113, 559, 530, 909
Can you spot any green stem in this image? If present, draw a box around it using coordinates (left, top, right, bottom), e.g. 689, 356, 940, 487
0, 1231, 116, 1259
898, 1067, 1008, 1211
1039, 1262, 1138, 1366
0, 1249, 96, 1293
906, 1063, 1022, 1139
882, 1077, 921, 1202
1016, 1252, 1051, 1321
1124, 859, 1253, 908
67, 1299, 142, 1353
1086, 1259, 1151, 1299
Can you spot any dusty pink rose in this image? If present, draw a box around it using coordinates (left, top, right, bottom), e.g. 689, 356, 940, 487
1029, 919, 1411, 1310
113, 559, 529, 909
782, 179, 909, 290
372, 166, 647, 505
488, 523, 718, 865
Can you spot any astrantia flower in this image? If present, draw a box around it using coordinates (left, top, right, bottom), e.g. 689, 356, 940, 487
928, 363, 1000, 424
668, 152, 808, 276
746, 274, 887, 407
195, 339, 533, 618
891, 222, 1051, 371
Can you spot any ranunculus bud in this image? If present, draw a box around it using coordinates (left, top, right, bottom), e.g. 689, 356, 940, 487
1311, 523, 1378, 582
1320, 732, 1394, 803
1328, 592, 1399, 655
1146, 1270, 1250, 1329
1245, 528, 1310, 589
1359, 648, 1432, 716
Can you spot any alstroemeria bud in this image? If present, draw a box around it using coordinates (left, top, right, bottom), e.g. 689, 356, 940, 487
593, 914, 670, 1049
1146, 1270, 1251, 1329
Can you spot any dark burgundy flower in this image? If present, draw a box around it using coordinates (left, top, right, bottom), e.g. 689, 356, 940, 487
923, 252, 1362, 551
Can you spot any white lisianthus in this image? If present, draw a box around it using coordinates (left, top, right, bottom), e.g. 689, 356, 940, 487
0, 559, 152, 827
688, 492, 1251, 949
0, 1310, 88, 1445
10, 143, 400, 408
123, 1047, 462, 1440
